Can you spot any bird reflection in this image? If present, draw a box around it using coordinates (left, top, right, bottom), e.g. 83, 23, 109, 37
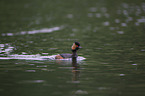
55, 57, 81, 82
72, 57, 80, 82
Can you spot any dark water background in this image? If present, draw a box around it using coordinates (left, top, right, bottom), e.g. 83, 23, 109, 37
0, 0, 145, 96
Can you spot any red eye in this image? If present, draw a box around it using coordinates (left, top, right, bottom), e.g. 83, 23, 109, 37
77, 45, 78, 47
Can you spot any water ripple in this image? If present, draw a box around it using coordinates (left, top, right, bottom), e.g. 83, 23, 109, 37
1, 26, 64, 36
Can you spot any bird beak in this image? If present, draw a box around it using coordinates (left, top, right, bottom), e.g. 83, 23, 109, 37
78, 46, 82, 49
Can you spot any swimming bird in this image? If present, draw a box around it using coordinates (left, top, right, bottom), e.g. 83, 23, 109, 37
55, 42, 82, 59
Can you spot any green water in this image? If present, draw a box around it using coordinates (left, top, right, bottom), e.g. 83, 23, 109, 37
1, 0, 145, 96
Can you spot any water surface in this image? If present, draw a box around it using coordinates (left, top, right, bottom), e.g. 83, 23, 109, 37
0, 0, 145, 96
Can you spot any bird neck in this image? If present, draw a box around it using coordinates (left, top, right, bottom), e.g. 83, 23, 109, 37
72, 50, 77, 58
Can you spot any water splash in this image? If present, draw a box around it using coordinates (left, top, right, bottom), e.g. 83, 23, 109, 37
0, 44, 86, 61
0, 54, 86, 61
0, 43, 14, 55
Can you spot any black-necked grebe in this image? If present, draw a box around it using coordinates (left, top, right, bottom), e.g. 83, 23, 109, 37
55, 42, 82, 59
